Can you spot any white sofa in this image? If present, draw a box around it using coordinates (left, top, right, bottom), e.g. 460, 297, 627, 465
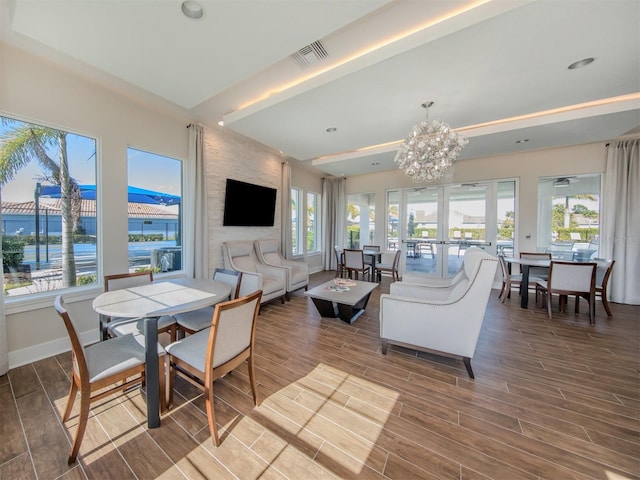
379, 248, 498, 378
254, 239, 309, 299
222, 240, 287, 305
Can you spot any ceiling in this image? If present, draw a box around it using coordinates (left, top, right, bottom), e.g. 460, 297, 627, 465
1, 0, 639, 178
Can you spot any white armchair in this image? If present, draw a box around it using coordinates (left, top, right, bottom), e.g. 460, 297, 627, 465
400, 247, 487, 288
254, 239, 309, 299
222, 240, 287, 305
379, 249, 498, 378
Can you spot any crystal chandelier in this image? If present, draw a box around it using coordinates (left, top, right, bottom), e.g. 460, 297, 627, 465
394, 101, 469, 182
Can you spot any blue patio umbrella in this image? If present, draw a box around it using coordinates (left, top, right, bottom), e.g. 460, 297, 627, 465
39, 184, 181, 205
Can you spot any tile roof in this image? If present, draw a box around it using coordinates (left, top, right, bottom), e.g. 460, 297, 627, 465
1, 199, 178, 219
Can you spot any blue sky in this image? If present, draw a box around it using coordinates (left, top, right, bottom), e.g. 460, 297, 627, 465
1, 117, 181, 203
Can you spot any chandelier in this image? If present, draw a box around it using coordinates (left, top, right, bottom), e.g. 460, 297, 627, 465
394, 101, 469, 182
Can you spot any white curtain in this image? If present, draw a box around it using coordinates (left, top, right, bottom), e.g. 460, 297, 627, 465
601, 139, 639, 305
321, 177, 347, 271
280, 161, 292, 259
0, 188, 7, 375
184, 124, 209, 279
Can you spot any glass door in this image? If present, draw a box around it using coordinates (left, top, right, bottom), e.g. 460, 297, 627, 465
389, 181, 506, 278
403, 187, 441, 276
442, 184, 488, 275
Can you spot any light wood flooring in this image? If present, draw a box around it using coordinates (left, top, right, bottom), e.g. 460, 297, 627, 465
1, 271, 639, 479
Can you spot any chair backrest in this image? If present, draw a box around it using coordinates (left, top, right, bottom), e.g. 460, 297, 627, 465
570, 232, 582, 241
212, 268, 242, 300
334, 246, 344, 266
255, 239, 285, 266
54, 296, 89, 384
497, 254, 509, 281
104, 270, 153, 291
548, 261, 596, 293
549, 241, 575, 251
363, 245, 381, 252
520, 252, 551, 260
392, 249, 401, 270
593, 258, 615, 289
343, 249, 365, 269
223, 240, 259, 272
206, 290, 262, 370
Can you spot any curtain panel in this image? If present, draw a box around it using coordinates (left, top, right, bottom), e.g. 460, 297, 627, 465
321, 177, 346, 271
601, 139, 639, 304
281, 161, 292, 258
185, 124, 208, 279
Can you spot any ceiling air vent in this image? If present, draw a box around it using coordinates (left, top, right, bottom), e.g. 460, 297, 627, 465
291, 41, 328, 67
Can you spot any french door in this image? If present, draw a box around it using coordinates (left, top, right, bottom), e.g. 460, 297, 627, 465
388, 181, 514, 278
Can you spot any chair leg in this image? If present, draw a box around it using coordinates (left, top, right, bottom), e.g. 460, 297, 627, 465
601, 294, 613, 317
63, 379, 78, 422
381, 339, 388, 354
68, 388, 91, 465
247, 355, 259, 407
205, 381, 220, 447
546, 292, 553, 319
167, 359, 175, 410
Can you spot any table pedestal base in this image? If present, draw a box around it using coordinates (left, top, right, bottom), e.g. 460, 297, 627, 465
311, 292, 373, 324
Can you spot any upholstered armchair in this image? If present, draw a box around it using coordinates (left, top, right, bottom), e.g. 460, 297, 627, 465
255, 239, 309, 298
379, 249, 498, 378
222, 240, 287, 305
400, 247, 486, 289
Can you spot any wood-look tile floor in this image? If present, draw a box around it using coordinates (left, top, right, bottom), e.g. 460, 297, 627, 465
1, 271, 639, 479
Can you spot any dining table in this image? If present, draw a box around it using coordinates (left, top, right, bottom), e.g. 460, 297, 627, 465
504, 257, 550, 309
92, 277, 231, 428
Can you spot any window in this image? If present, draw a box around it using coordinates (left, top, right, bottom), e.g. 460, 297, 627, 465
291, 187, 301, 255
127, 148, 182, 273
306, 192, 319, 253
346, 193, 375, 249
1, 116, 98, 297
497, 181, 516, 257
537, 174, 600, 259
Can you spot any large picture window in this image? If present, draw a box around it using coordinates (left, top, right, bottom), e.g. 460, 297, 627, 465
1, 116, 98, 296
306, 191, 319, 253
127, 148, 182, 273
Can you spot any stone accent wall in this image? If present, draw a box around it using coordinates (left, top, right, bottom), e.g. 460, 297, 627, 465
204, 125, 283, 272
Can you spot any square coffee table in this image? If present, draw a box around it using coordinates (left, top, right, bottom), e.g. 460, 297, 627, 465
305, 279, 378, 324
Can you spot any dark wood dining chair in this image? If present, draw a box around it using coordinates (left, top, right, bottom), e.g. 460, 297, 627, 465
343, 249, 372, 281
592, 258, 615, 317
535, 261, 597, 324
334, 246, 345, 278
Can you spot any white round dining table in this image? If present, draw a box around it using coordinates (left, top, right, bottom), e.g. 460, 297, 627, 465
92, 277, 231, 428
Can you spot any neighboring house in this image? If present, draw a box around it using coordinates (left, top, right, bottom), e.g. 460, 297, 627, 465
1, 199, 179, 239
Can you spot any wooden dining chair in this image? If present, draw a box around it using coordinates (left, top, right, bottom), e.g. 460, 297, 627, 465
497, 255, 546, 301
375, 250, 402, 282
592, 258, 615, 317
165, 290, 262, 446
535, 261, 597, 324
343, 249, 372, 281
104, 271, 178, 342
54, 295, 165, 464
334, 246, 345, 278
175, 268, 242, 335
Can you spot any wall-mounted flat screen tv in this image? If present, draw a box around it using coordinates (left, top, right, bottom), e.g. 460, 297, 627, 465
223, 178, 277, 227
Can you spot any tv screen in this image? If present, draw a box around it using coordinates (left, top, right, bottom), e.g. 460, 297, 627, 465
223, 178, 277, 226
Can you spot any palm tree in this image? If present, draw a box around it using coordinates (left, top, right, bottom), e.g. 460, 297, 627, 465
0, 121, 81, 287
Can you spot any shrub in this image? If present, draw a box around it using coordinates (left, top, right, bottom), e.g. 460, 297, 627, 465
2, 235, 26, 269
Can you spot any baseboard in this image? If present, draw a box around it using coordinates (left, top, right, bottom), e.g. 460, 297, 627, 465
8, 328, 100, 370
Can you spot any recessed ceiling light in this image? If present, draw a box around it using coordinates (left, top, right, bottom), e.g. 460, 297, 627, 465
371, 162, 380, 166
182, 1, 204, 19
326, 127, 337, 133
217, 120, 224, 126
515, 138, 529, 144
568, 57, 595, 70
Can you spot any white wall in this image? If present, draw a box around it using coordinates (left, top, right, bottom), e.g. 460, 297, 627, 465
345, 142, 607, 253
